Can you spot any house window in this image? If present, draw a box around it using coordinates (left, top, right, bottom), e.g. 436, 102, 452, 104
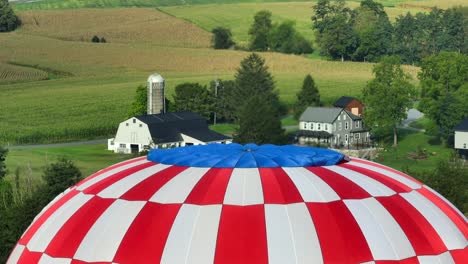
338, 123, 342, 130
464, 143, 467, 149
318, 123, 321, 130
325, 124, 328, 130
345, 122, 349, 130
119, 143, 126, 148
356, 121, 360, 128
133, 119, 136, 123
126, 123, 129, 126
343, 114, 347, 120
311, 123, 314, 130
139, 124, 142, 127
338, 116, 341, 121
303, 122, 307, 129
355, 133, 360, 139
345, 134, 348, 143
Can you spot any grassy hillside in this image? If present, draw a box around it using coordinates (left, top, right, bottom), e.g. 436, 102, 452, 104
0, 7, 420, 145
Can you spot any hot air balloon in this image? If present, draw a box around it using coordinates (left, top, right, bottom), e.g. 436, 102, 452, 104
7, 144, 468, 263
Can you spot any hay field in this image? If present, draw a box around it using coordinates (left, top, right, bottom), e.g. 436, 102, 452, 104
0, 63, 48, 84
18, 8, 211, 47
0, 7, 419, 145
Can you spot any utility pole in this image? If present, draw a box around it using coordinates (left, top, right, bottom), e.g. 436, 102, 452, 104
214, 79, 219, 126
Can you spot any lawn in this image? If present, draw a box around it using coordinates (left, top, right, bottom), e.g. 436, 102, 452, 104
5, 144, 129, 183
377, 130, 453, 172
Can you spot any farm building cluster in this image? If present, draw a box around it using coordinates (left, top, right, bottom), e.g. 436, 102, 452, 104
108, 74, 231, 154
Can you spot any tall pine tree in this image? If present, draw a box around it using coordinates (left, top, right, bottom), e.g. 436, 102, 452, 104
294, 74, 320, 119
234, 95, 287, 145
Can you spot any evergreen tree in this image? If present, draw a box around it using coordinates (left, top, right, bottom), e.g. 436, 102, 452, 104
212, 27, 235, 49
173, 82, 213, 120
294, 74, 320, 119
128, 85, 147, 117
249, 10, 273, 51
0, 146, 7, 180
233, 53, 279, 118
312, 0, 358, 61
234, 95, 287, 145
0, 0, 20, 32
362, 56, 415, 146
91, 35, 100, 43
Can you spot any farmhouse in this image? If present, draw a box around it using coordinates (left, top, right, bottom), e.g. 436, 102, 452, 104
454, 118, 468, 158
108, 73, 231, 153
295, 107, 370, 147
333, 96, 364, 116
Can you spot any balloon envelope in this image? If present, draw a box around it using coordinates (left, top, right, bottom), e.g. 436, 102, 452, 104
8, 144, 468, 263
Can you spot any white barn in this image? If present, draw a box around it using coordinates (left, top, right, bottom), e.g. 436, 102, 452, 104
108, 111, 231, 154
455, 118, 468, 157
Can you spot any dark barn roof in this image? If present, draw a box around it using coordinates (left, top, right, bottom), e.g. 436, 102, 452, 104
455, 118, 468, 132
135, 112, 230, 144
334, 96, 359, 108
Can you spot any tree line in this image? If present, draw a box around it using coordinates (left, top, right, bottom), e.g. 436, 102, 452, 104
212, 10, 313, 55
313, 0, 467, 63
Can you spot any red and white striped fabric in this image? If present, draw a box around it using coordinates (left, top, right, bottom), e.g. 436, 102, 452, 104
7, 151, 468, 263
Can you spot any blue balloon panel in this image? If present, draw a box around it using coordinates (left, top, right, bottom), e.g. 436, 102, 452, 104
147, 144, 346, 168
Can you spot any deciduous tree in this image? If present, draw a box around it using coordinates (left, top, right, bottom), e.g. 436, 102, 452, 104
128, 85, 147, 117
43, 158, 82, 198
0, 0, 20, 32
249, 10, 272, 51
362, 56, 415, 146
212, 26, 235, 49
173, 82, 213, 120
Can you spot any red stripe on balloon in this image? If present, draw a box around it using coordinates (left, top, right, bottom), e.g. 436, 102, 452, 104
81, 162, 155, 195
306, 201, 373, 264
259, 167, 303, 204
185, 168, 233, 205
113, 203, 182, 264
76, 157, 148, 188
351, 158, 421, 185
214, 205, 268, 264
19, 189, 80, 245
376, 195, 447, 255
44, 196, 114, 258
340, 163, 413, 193
120, 165, 188, 201
450, 247, 468, 263
418, 187, 468, 240
307, 167, 371, 199
373, 257, 419, 264
16, 248, 42, 263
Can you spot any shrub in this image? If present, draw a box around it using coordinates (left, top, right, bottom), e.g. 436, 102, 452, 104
211, 26, 234, 49
91, 35, 100, 43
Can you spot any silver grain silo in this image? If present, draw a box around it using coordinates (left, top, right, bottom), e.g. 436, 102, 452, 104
147, 73, 165, 115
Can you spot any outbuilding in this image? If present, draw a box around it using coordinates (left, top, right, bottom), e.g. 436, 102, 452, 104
454, 117, 468, 158
108, 111, 231, 153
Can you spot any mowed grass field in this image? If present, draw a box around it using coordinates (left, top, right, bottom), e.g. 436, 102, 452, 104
160, 1, 426, 46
